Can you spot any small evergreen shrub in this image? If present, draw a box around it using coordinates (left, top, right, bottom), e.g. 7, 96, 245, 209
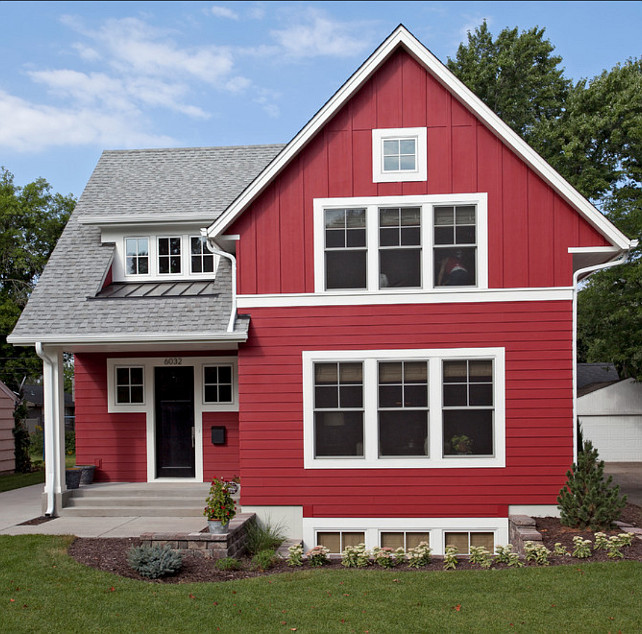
443, 545, 458, 570
127, 544, 183, 579
341, 543, 370, 568
252, 549, 277, 571
406, 542, 432, 568
306, 545, 330, 567
215, 557, 243, 571
557, 440, 627, 530
571, 536, 592, 559
287, 543, 304, 567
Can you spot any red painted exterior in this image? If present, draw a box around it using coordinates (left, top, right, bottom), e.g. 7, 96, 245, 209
231, 49, 608, 295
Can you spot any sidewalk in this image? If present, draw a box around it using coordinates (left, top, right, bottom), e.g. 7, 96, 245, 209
0, 484, 206, 537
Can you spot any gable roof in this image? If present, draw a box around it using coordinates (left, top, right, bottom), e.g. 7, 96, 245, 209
577, 363, 620, 396
205, 25, 633, 253
8, 145, 282, 347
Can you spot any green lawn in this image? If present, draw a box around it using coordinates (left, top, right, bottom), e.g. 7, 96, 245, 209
0, 469, 44, 493
1, 535, 640, 633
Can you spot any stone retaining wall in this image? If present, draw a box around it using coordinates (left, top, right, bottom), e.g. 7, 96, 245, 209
140, 512, 256, 559
509, 515, 543, 555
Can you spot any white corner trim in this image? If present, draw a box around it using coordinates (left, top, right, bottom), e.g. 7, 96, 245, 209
237, 287, 573, 309
302, 347, 505, 470
302, 517, 509, 555
372, 127, 427, 182
204, 25, 630, 251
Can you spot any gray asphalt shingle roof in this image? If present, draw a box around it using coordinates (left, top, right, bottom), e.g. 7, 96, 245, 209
9, 144, 284, 344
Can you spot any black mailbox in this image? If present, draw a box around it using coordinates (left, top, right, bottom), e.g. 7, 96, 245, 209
211, 426, 226, 445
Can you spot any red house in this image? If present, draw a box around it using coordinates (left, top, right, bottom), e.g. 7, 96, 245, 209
9, 26, 634, 553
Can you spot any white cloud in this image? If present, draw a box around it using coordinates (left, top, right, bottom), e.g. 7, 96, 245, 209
209, 6, 239, 20
0, 90, 176, 152
270, 9, 371, 58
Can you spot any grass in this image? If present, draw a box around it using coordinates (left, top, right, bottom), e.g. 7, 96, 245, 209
1, 535, 640, 633
0, 469, 45, 493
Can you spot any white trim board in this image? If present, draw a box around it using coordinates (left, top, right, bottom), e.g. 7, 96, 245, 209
237, 287, 573, 308
205, 25, 631, 252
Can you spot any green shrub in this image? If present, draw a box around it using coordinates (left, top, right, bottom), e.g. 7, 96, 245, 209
13, 401, 32, 473
557, 440, 627, 530
341, 543, 370, 568
127, 544, 183, 579
287, 543, 304, 567
372, 546, 397, 568
552, 543, 569, 557
571, 536, 592, 559
407, 541, 432, 568
65, 430, 75, 456
245, 518, 285, 555
306, 545, 330, 566
443, 545, 458, 570
252, 549, 277, 571
495, 544, 522, 567
215, 557, 243, 571
469, 546, 493, 568
524, 541, 551, 565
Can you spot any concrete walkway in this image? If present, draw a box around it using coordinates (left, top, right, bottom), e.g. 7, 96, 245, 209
0, 484, 206, 537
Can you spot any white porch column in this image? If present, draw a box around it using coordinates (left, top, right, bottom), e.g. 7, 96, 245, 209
36, 343, 66, 515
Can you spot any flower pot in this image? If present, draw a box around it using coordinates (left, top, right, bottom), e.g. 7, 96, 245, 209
207, 520, 229, 534
65, 468, 83, 490
77, 465, 96, 485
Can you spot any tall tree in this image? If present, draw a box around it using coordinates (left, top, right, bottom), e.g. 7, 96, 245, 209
0, 168, 74, 390
449, 25, 642, 379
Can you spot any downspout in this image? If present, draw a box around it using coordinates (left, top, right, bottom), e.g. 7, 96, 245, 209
35, 342, 58, 516
201, 228, 237, 334
571, 248, 633, 462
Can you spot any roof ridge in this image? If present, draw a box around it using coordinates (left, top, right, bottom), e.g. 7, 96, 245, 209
101, 144, 286, 155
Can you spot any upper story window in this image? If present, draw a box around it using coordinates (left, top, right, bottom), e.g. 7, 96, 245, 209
372, 128, 427, 183
314, 194, 488, 294
190, 237, 216, 274
158, 237, 182, 275
125, 238, 149, 276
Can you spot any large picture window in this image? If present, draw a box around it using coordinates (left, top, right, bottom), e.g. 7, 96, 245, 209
303, 348, 504, 469
314, 194, 487, 294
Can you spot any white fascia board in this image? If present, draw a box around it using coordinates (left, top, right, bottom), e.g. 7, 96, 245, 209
205, 25, 630, 251
568, 246, 621, 254
79, 215, 216, 226
7, 331, 248, 346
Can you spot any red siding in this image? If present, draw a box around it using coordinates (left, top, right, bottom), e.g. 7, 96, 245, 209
230, 48, 610, 294
203, 411, 240, 482
237, 301, 574, 518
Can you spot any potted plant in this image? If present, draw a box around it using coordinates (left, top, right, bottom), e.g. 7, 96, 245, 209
203, 478, 236, 533
450, 434, 473, 455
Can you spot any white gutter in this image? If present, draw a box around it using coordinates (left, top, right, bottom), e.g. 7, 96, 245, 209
35, 343, 60, 516
201, 228, 238, 334
571, 245, 635, 461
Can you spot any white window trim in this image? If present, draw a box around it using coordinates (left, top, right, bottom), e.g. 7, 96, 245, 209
157, 236, 183, 277
302, 517, 509, 555
303, 347, 505, 469
112, 234, 220, 283
372, 127, 427, 183
313, 194, 488, 294
106, 356, 238, 483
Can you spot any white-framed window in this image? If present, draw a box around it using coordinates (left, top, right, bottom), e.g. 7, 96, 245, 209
303, 347, 505, 469
125, 238, 150, 276
203, 365, 234, 404
313, 194, 488, 294
115, 366, 145, 405
372, 127, 427, 183
190, 236, 216, 274
303, 518, 508, 556
157, 236, 182, 275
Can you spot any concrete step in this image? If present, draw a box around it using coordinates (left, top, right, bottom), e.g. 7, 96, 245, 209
65, 496, 205, 508
59, 506, 205, 517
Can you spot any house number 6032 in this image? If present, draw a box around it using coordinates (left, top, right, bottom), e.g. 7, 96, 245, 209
164, 357, 183, 365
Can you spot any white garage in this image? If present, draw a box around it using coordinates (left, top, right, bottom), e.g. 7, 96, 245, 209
578, 378, 642, 462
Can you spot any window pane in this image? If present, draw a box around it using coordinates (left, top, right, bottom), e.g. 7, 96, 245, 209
406, 532, 430, 549
379, 362, 402, 384
434, 207, 453, 225
315, 411, 363, 457
158, 238, 169, 256
218, 385, 232, 402
116, 367, 129, 386
158, 258, 169, 274
400, 227, 420, 246
204, 366, 218, 383
456, 226, 476, 244
470, 532, 495, 551
346, 209, 366, 228
342, 532, 365, 549
191, 237, 202, 255
315, 364, 337, 384
346, 228, 366, 248
384, 155, 399, 171
315, 385, 338, 408
379, 249, 421, 288
130, 386, 144, 403
383, 139, 399, 156
326, 251, 366, 289
339, 385, 362, 408
443, 384, 467, 407
126, 257, 136, 275
325, 209, 345, 229
401, 207, 421, 226
405, 362, 427, 383
379, 410, 428, 456
204, 385, 218, 402
379, 385, 403, 408
137, 239, 148, 256
203, 255, 214, 273
379, 208, 399, 227
191, 256, 202, 273
218, 366, 232, 383
130, 367, 143, 385
170, 238, 181, 255
381, 532, 404, 550
443, 410, 494, 456
126, 239, 137, 257
325, 229, 345, 248
116, 386, 130, 403
379, 227, 399, 247
400, 154, 416, 170
445, 532, 469, 553
138, 257, 148, 274
470, 361, 492, 381
404, 384, 427, 407
443, 361, 467, 382
434, 226, 454, 245
317, 532, 341, 553
399, 139, 416, 155
455, 206, 476, 224
469, 384, 493, 406
434, 247, 475, 286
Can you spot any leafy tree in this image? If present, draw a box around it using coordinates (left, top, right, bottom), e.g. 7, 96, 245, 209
449, 25, 642, 377
0, 168, 74, 391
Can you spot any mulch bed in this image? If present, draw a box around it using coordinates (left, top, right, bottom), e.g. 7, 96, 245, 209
66, 503, 642, 584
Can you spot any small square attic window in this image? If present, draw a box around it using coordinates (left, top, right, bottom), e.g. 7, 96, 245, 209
372, 127, 427, 183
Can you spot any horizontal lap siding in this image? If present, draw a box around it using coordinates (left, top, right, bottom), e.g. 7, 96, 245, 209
0, 395, 15, 473
75, 353, 147, 482
231, 49, 610, 295
238, 301, 573, 518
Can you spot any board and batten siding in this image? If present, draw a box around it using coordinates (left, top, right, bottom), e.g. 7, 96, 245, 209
237, 301, 573, 518
230, 48, 609, 296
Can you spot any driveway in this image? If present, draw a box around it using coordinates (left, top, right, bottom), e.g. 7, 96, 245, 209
604, 463, 642, 506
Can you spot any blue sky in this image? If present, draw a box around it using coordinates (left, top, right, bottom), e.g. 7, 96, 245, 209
2, 1, 641, 198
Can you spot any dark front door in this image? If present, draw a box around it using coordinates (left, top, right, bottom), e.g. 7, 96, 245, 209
155, 366, 195, 478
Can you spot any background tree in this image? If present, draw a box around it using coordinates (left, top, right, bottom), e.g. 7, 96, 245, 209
0, 168, 74, 391
449, 26, 642, 379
